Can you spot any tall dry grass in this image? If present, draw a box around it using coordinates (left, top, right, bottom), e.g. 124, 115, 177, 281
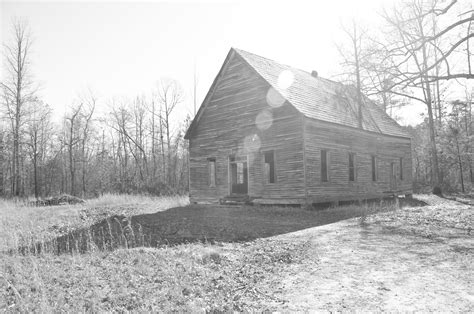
85, 193, 188, 209
0, 194, 189, 253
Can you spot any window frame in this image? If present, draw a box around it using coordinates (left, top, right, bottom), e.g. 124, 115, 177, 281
348, 152, 356, 182
399, 157, 403, 181
263, 150, 276, 184
371, 155, 377, 182
320, 149, 329, 182
207, 157, 216, 187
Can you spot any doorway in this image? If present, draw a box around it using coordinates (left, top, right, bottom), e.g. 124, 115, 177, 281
229, 157, 248, 195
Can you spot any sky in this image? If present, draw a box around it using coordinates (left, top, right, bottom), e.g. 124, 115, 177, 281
1, 0, 429, 126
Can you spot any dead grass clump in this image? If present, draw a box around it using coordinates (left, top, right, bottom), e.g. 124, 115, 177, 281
85, 193, 188, 209
198, 248, 222, 264
357, 199, 400, 226
363, 194, 473, 238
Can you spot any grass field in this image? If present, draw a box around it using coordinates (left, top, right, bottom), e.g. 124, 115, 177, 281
0, 194, 189, 252
0, 194, 472, 311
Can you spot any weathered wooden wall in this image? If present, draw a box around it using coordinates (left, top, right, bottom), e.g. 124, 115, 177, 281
304, 118, 413, 203
188, 52, 305, 203
188, 51, 413, 204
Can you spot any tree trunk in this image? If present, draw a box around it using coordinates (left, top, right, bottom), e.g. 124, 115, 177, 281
151, 100, 157, 180
69, 122, 75, 196
455, 135, 465, 193
159, 111, 165, 182
420, 25, 441, 189
82, 144, 86, 198
352, 22, 363, 129
166, 112, 171, 186
33, 131, 38, 199
13, 33, 22, 197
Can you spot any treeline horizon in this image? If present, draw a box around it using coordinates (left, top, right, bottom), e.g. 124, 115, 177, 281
1, 0, 473, 199
0, 82, 191, 199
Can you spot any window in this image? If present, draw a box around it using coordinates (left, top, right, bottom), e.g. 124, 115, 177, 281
321, 150, 328, 182
208, 158, 216, 187
349, 153, 355, 181
264, 151, 275, 183
236, 162, 244, 184
371, 155, 377, 182
399, 157, 403, 180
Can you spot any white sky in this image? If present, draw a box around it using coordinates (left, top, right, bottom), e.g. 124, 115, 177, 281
1, 0, 429, 127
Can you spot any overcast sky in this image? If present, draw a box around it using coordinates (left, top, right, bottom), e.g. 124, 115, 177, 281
1, 0, 429, 126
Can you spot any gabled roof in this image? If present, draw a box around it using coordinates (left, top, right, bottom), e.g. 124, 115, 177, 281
185, 48, 410, 139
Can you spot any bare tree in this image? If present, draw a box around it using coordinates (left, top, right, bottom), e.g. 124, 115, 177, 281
78, 91, 96, 197
64, 103, 83, 196
337, 20, 367, 127
0, 20, 37, 197
156, 79, 184, 186
337, 20, 408, 116
0, 123, 6, 196
193, 60, 199, 116
25, 100, 52, 199
379, 0, 473, 190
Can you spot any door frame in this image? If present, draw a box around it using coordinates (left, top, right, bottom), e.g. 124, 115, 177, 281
228, 155, 249, 195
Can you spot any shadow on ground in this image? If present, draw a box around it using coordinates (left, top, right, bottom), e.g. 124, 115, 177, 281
20, 198, 427, 255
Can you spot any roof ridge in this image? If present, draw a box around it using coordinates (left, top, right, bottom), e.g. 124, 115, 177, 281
233, 47, 340, 85
187, 47, 410, 139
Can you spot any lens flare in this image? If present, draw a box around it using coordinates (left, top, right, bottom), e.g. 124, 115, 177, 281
266, 87, 285, 108
278, 70, 294, 90
242, 134, 261, 164
243, 134, 261, 153
255, 109, 273, 130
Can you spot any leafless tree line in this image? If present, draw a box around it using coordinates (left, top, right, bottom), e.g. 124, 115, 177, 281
0, 21, 190, 199
2, 0, 472, 198
338, 0, 473, 193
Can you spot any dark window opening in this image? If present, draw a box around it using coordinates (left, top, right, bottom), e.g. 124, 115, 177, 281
349, 153, 355, 181
371, 155, 377, 182
321, 150, 328, 182
399, 157, 403, 180
208, 158, 216, 187
264, 151, 275, 183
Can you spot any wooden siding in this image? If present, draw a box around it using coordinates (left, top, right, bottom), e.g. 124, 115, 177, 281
304, 118, 413, 203
188, 52, 305, 203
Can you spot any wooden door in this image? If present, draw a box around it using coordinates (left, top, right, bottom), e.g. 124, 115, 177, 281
230, 161, 248, 194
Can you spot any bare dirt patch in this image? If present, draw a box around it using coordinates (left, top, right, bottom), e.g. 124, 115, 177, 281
249, 195, 474, 312
22, 200, 399, 254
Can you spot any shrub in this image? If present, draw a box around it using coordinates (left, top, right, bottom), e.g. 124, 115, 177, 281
432, 186, 443, 196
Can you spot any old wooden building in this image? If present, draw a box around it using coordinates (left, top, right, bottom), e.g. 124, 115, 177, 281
184, 48, 412, 205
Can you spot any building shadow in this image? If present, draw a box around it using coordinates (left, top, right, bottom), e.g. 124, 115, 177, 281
17, 197, 427, 255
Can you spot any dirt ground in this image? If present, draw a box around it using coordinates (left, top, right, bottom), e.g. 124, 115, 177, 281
1, 195, 472, 311
225, 195, 473, 311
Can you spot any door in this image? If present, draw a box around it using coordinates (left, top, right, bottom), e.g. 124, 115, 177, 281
230, 161, 248, 194
390, 162, 397, 190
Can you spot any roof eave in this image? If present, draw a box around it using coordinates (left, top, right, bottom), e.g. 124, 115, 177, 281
303, 115, 412, 140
